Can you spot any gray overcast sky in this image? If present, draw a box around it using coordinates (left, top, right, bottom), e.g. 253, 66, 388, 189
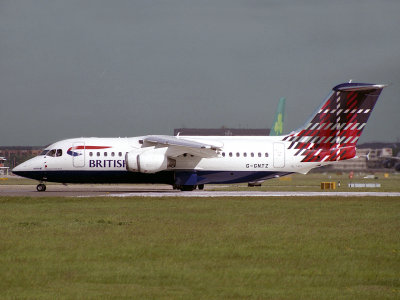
1, 0, 399, 146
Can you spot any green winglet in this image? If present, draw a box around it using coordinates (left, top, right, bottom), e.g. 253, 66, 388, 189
270, 97, 286, 136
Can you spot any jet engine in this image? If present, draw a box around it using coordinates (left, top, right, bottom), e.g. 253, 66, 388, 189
126, 148, 176, 173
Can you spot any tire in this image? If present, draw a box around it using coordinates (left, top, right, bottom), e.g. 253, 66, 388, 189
36, 184, 46, 192
180, 185, 196, 191
198, 184, 204, 190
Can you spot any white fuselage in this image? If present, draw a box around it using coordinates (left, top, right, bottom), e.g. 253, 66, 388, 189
13, 135, 329, 186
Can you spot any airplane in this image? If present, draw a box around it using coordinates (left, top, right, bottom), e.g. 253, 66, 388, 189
12, 82, 386, 192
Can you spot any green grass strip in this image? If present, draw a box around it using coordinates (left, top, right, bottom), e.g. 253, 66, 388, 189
0, 196, 399, 299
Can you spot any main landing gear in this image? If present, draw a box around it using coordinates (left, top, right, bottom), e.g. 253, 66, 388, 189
36, 183, 46, 192
173, 184, 205, 191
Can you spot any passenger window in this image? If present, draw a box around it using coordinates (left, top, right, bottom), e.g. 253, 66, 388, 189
118, 152, 122, 157
89, 152, 93, 157
244, 153, 247, 157
258, 152, 262, 157
236, 152, 240, 157
265, 153, 269, 157
104, 152, 107, 157
56, 149, 62, 157
47, 149, 56, 157
222, 152, 225, 157
251, 153, 254, 157
111, 152, 115, 157
97, 152, 100, 157
229, 152, 233, 157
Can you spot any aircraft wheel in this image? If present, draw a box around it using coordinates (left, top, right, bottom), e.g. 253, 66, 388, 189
395, 163, 400, 172
36, 183, 46, 192
180, 185, 196, 191
198, 184, 204, 190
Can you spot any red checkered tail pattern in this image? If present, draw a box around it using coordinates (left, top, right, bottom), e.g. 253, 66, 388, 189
283, 83, 386, 163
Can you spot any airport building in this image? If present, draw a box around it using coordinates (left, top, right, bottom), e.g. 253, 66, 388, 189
325, 148, 393, 171
0, 157, 9, 176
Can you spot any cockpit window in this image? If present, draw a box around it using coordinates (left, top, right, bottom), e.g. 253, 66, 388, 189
42, 149, 63, 157
47, 149, 56, 157
40, 150, 49, 156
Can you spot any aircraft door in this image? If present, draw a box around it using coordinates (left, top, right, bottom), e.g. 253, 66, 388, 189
72, 142, 85, 167
273, 142, 285, 168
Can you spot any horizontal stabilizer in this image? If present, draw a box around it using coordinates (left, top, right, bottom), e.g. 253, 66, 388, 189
333, 83, 388, 92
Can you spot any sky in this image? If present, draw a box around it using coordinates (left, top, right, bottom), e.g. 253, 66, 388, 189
1, 0, 399, 146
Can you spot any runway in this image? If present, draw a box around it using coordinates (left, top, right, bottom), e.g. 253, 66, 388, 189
1, 184, 400, 197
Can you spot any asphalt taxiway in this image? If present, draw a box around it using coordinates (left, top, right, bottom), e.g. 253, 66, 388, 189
1, 184, 400, 197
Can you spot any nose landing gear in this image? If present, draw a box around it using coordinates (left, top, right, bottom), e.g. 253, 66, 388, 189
36, 183, 46, 192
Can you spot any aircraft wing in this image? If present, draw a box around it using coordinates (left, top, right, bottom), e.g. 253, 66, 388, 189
143, 135, 223, 158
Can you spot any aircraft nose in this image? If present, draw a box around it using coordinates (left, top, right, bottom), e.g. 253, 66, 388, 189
12, 160, 32, 175
12, 157, 45, 181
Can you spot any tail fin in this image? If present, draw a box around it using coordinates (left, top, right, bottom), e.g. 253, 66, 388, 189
270, 97, 286, 136
283, 83, 386, 162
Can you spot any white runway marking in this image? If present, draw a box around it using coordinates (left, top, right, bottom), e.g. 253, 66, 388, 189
104, 191, 400, 197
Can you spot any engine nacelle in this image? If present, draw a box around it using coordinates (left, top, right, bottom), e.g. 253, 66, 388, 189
126, 148, 176, 173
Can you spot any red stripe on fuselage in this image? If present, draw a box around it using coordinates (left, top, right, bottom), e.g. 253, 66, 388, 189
71, 146, 112, 150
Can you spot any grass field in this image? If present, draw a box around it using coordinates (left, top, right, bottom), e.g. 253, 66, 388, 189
0, 196, 399, 299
